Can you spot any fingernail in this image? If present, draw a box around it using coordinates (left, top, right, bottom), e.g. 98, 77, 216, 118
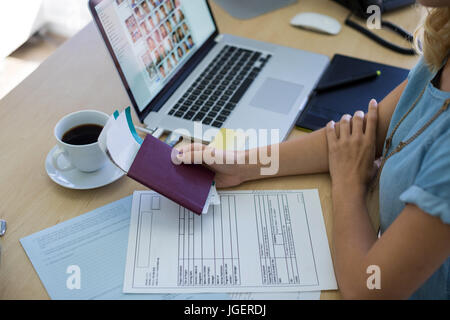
370, 99, 378, 107
355, 111, 364, 118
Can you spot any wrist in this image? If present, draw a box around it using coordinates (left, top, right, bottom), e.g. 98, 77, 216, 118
332, 179, 367, 199
236, 150, 261, 183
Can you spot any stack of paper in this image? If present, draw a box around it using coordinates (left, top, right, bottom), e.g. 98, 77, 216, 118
20, 194, 329, 300
123, 190, 337, 294
20, 197, 227, 300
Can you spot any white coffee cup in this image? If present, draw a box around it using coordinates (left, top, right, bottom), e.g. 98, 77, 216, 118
53, 110, 109, 173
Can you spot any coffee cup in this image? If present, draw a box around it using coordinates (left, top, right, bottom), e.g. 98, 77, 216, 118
53, 110, 109, 173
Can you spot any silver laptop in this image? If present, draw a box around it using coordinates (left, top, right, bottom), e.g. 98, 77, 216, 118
89, 0, 329, 145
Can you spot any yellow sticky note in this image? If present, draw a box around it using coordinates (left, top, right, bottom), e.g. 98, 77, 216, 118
209, 128, 248, 151
295, 126, 313, 133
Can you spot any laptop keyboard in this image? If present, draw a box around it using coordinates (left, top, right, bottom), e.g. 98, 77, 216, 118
168, 45, 272, 128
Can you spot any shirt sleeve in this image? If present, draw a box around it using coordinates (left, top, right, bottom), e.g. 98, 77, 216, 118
399, 129, 450, 224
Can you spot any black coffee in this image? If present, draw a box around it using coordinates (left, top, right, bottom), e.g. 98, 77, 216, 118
62, 124, 103, 146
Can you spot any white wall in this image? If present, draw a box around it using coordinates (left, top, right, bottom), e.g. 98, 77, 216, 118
0, 1, 46, 58
44, 0, 92, 37
0, 0, 93, 59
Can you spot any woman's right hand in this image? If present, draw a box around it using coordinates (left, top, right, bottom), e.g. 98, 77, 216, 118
176, 143, 251, 188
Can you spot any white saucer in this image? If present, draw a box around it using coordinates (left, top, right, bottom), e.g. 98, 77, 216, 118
45, 146, 125, 190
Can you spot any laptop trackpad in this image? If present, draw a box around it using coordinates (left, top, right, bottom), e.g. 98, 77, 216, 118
250, 78, 304, 114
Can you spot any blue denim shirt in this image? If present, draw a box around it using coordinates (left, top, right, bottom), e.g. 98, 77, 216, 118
379, 57, 450, 299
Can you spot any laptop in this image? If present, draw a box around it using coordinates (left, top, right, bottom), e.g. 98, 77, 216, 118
89, 0, 329, 145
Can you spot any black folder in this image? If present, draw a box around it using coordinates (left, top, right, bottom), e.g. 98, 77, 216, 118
295, 54, 410, 131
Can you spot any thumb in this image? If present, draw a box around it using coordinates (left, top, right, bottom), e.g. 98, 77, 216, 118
176, 143, 207, 164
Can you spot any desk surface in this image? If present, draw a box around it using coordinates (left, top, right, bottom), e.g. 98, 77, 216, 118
0, 0, 421, 299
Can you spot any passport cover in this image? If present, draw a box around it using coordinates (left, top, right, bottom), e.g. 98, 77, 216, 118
296, 54, 409, 131
127, 135, 215, 215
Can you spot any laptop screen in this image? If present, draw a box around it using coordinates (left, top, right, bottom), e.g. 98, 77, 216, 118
94, 0, 216, 113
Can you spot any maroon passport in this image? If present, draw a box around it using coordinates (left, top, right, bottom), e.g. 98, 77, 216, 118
127, 135, 215, 215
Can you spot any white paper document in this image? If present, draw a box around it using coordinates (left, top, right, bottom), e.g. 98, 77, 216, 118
20, 196, 227, 300
98, 108, 141, 173
231, 291, 321, 300
123, 190, 337, 293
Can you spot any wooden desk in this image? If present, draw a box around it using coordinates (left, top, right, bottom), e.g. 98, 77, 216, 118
0, 0, 421, 299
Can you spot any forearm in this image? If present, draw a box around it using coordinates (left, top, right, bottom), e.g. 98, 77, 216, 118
332, 185, 378, 298
237, 129, 328, 182
239, 116, 378, 182
238, 79, 407, 183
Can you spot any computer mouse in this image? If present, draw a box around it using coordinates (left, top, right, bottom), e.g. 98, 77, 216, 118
290, 12, 341, 35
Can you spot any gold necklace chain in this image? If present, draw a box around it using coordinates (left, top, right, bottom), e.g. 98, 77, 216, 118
373, 86, 450, 188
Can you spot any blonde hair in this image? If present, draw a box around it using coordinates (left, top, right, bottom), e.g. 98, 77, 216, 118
414, 7, 450, 73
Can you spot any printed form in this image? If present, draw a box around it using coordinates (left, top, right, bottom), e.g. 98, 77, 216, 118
123, 190, 337, 293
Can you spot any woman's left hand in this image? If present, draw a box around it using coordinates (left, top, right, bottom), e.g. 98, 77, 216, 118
326, 99, 379, 194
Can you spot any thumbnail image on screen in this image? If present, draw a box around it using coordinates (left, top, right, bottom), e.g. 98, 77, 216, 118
122, 0, 196, 83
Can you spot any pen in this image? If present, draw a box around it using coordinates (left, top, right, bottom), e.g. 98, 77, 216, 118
135, 126, 154, 135
315, 70, 381, 93
0, 219, 6, 265
136, 126, 165, 139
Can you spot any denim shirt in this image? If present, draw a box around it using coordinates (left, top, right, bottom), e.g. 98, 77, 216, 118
379, 57, 450, 299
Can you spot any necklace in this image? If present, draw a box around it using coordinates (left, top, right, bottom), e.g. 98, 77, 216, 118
374, 86, 450, 188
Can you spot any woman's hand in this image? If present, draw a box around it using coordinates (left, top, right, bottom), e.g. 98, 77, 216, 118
326, 99, 379, 195
176, 143, 250, 188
